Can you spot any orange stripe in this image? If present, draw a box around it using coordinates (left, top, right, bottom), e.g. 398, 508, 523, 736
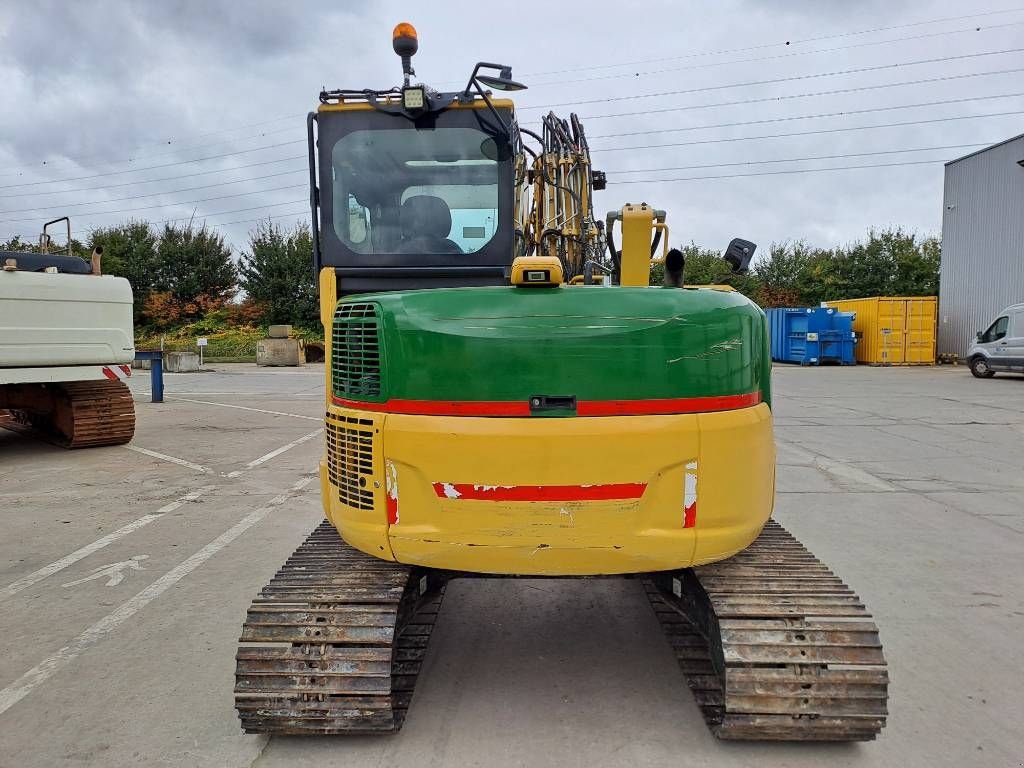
331, 391, 760, 417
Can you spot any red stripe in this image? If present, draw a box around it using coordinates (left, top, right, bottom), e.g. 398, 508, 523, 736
333, 397, 530, 416
432, 482, 646, 502
577, 391, 761, 416
101, 366, 118, 381
331, 391, 760, 417
385, 495, 398, 525
684, 502, 697, 529
119, 365, 132, 377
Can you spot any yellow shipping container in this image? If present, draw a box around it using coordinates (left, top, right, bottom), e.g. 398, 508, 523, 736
824, 296, 937, 365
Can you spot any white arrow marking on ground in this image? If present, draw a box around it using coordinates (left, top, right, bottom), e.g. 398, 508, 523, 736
62, 556, 149, 588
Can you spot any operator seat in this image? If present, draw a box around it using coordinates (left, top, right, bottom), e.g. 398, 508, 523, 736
399, 195, 463, 254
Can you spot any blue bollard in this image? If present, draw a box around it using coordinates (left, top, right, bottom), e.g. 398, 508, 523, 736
151, 356, 164, 403
134, 350, 165, 403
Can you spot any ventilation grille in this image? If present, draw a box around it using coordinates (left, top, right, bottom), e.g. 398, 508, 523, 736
332, 302, 382, 400
325, 413, 375, 510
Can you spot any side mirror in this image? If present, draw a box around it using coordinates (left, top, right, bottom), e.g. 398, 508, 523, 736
724, 238, 756, 274
976, 331, 984, 341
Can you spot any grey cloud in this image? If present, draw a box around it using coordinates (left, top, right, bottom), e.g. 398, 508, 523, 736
0, 0, 1021, 252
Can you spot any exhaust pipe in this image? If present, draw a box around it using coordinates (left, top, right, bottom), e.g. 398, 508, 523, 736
90, 245, 103, 276
663, 248, 685, 288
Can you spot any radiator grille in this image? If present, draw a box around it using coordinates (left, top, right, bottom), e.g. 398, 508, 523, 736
325, 413, 375, 510
332, 302, 382, 399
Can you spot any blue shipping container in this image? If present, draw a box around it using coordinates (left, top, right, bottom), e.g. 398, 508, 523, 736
767, 307, 857, 365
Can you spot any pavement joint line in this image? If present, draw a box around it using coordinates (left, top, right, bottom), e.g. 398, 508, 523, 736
774, 436, 895, 492
125, 445, 211, 474
166, 397, 320, 421
0, 486, 216, 602
0, 475, 315, 718
226, 428, 324, 478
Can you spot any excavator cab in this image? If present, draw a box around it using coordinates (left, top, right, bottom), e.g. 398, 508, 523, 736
309, 24, 521, 293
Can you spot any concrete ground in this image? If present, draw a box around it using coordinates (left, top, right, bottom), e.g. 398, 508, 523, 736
0, 363, 1021, 768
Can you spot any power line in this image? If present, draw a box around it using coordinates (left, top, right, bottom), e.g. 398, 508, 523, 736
18, 144, 980, 229
0, 155, 306, 200
606, 158, 948, 184
152, 199, 309, 226
7, 88, 1018, 200
577, 66, 1024, 121
7, 101, 1018, 225
6, 13, 1021, 178
518, 7, 1024, 79
604, 143, 988, 175
5, 21, 1019, 182
519, 47, 1024, 111
0, 169, 307, 215
0, 141, 305, 191
587, 91, 1024, 142
87, 123, 302, 167
0, 184, 307, 225
9, 101, 1018, 206
589, 109, 1024, 152
524, 20, 1024, 91
215, 208, 312, 228
0, 114, 304, 177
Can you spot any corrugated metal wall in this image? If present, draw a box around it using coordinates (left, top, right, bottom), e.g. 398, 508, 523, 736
939, 134, 1024, 358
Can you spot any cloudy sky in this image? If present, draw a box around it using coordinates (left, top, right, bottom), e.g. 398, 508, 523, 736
1, 0, 1022, 257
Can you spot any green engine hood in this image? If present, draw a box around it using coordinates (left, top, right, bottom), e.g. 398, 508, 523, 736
331, 285, 771, 410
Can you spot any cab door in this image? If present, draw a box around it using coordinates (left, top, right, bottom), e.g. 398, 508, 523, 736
1003, 310, 1024, 371
979, 315, 1010, 370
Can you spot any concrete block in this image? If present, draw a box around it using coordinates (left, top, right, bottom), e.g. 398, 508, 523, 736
165, 351, 200, 372
257, 338, 304, 367
267, 325, 292, 339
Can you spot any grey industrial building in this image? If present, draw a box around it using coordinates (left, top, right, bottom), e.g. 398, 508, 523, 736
939, 133, 1024, 358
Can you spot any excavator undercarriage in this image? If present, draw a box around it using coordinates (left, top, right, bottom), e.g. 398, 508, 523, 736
235, 519, 887, 740
0, 380, 136, 448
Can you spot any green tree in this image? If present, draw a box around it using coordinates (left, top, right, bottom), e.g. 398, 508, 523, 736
238, 221, 318, 329
152, 221, 237, 320
749, 229, 940, 307
87, 221, 159, 321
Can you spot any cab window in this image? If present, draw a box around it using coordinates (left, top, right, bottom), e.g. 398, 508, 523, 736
331, 127, 500, 255
981, 316, 1008, 343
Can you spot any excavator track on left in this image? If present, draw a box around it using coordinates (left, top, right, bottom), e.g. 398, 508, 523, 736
234, 520, 446, 734
1, 380, 135, 448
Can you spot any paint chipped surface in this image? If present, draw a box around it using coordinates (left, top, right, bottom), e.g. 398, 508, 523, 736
684, 460, 698, 528
385, 459, 399, 525
440, 482, 462, 499
667, 337, 744, 363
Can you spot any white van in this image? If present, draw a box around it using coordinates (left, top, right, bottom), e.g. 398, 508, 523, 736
967, 303, 1024, 378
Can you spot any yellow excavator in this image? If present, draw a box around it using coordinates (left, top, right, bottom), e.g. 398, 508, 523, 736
234, 24, 888, 741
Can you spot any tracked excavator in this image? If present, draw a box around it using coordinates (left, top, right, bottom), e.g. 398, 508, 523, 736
235, 24, 888, 741
0, 217, 135, 448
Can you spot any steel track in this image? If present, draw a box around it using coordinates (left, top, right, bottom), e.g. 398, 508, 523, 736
0, 380, 135, 448
236, 518, 886, 740
235, 520, 445, 734
646, 520, 888, 740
